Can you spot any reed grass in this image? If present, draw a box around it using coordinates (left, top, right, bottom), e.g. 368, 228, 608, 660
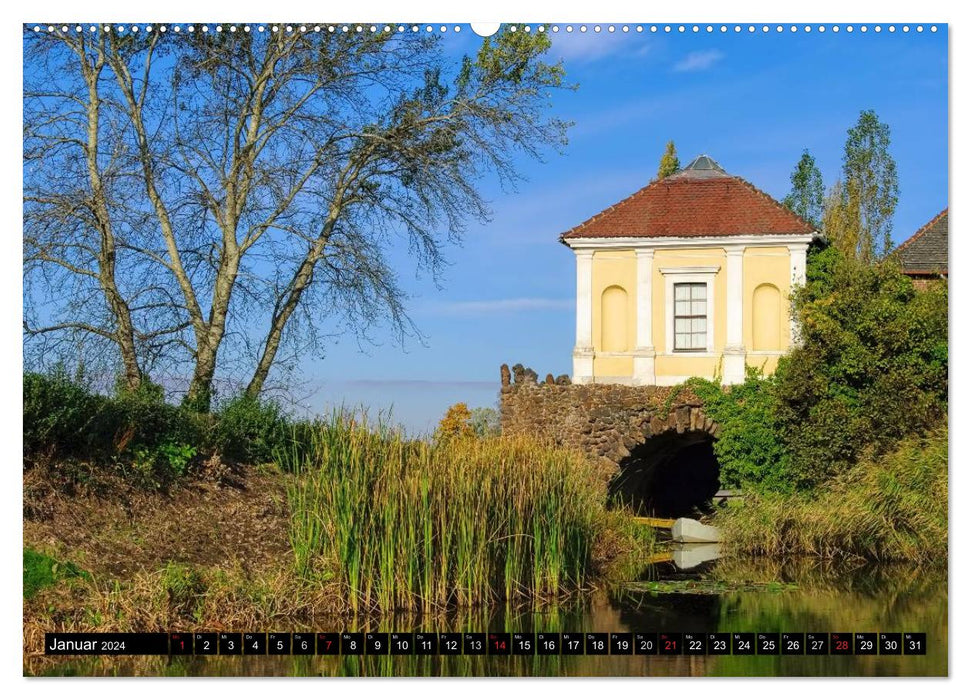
280, 414, 638, 613
716, 426, 947, 563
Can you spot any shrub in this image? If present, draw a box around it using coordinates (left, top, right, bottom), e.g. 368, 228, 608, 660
108, 390, 205, 458
23, 370, 109, 459
716, 426, 947, 563
686, 370, 792, 493
23, 371, 205, 481
211, 394, 290, 465
773, 245, 947, 486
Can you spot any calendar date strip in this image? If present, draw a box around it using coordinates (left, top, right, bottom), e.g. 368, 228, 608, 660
44, 631, 927, 656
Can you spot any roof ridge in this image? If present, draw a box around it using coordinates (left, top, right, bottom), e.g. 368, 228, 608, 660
559, 165, 816, 241
896, 207, 949, 252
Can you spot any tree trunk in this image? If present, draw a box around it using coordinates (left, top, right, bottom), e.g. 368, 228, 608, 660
82, 47, 143, 392
245, 221, 335, 398
183, 246, 240, 411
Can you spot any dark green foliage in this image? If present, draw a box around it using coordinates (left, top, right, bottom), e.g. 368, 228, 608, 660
686, 243, 946, 494
23, 369, 107, 458
782, 149, 825, 229
774, 245, 947, 487
686, 370, 792, 494
210, 395, 290, 465
23, 372, 206, 484
23, 371, 308, 483
24, 548, 88, 599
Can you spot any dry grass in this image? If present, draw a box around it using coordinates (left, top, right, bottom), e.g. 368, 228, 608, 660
23, 562, 343, 658
716, 426, 947, 563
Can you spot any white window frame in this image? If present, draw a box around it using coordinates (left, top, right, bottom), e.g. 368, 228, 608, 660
660, 266, 718, 355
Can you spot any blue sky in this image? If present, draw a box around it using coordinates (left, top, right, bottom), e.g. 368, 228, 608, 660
294, 25, 949, 434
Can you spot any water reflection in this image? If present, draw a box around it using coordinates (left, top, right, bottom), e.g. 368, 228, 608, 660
27, 558, 946, 677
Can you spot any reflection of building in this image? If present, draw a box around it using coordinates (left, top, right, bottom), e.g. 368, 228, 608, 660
894, 208, 948, 287
560, 155, 817, 386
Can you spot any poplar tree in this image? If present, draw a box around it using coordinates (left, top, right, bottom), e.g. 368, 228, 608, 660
841, 110, 900, 262
657, 141, 680, 179
782, 149, 825, 229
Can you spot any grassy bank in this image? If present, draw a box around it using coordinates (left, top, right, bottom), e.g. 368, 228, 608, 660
24, 383, 654, 635
715, 427, 947, 563
282, 417, 652, 613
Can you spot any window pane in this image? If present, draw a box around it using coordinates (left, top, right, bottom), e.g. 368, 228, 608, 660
691, 299, 706, 315
691, 332, 706, 349
675, 284, 690, 301
691, 284, 706, 301
675, 318, 690, 333
692, 317, 706, 334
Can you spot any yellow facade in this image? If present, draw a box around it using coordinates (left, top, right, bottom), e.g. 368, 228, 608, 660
591, 250, 636, 377
586, 243, 798, 384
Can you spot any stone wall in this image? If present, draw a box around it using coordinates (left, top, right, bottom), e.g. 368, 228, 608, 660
499, 363, 719, 474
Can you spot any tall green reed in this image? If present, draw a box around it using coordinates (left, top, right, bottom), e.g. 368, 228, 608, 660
281, 413, 617, 613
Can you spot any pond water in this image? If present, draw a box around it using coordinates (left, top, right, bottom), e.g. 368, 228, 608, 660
28, 557, 946, 677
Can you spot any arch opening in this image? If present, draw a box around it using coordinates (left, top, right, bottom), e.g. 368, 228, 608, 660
611, 430, 720, 518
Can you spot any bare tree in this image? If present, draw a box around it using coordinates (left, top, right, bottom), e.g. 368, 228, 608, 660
24, 26, 569, 410
24, 31, 146, 390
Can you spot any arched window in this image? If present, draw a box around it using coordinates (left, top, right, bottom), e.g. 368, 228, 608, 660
601, 285, 629, 352
752, 283, 782, 351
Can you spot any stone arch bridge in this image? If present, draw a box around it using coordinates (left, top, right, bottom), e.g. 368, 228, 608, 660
499, 363, 721, 517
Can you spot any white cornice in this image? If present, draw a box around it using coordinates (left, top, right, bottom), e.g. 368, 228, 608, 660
658, 266, 720, 275
565, 233, 816, 251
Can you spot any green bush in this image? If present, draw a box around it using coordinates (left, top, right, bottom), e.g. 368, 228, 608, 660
683, 244, 947, 495
686, 370, 792, 493
23, 372, 205, 482
211, 394, 290, 465
23, 369, 109, 458
773, 245, 947, 487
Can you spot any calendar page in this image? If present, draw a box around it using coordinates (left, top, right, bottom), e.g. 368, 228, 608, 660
21, 5, 949, 684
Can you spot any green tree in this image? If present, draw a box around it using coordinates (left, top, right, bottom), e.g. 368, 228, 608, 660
773, 246, 947, 487
841, 110, 900, 262
469, 406, 501, 438
782, 149, 825, 229
822, 180, 858, 259
657, 140, 680, 179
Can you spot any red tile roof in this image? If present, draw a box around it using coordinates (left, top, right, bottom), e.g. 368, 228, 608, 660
560, 156, 816, 241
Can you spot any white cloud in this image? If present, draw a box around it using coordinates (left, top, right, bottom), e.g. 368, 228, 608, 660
418, 297, 573, 315
673, 49, 725, 72
549, 30, 650, 64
